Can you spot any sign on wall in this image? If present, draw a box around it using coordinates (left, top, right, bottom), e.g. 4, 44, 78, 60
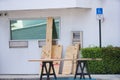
96, 8, 104, 20
96, 8, 103, 15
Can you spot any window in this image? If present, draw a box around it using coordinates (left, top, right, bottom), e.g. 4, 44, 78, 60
10, 18, 60, 40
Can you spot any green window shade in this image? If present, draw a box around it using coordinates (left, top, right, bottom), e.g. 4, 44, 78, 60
10, 18, 60, 40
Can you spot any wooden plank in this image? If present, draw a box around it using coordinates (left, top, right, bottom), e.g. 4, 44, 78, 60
41, 45, 62, 74
41, 17, 53, 59
40, 17, 62, 74
52, 45, 62, 74
46, 17, 53, 59
40, 17, 53, 74
71, 44, 80, 74
41, 45, 63, 59
29, 58, 102, 62
62, 44, 79, 75
62, 46, 75, 75
52, 45, 62, 62
41, 46, 48, 59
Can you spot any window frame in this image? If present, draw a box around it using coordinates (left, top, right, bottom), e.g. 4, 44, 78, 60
9, 17, 61, 41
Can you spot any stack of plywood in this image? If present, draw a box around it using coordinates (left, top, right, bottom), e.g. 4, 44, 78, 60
41, 17, 62, 75
41, 45, 62, 74
62, 44, 79, 75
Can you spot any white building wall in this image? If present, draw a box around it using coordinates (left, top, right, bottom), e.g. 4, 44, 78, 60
0, 0, 120, 74
0, 0, 73, 10
0, 0, 92, 11
100, 0, 120, 46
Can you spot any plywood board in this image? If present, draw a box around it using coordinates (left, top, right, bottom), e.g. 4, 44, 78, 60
41, 45, 62, 74
52, 45, 62, 74
41, 46, 49, 59
62, 44, 79, 75
43, 17, 53, 59
40, 17, 62, 75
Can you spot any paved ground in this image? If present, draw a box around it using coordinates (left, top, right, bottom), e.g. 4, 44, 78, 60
0, 74, 119, 80
91, 74, 120, 80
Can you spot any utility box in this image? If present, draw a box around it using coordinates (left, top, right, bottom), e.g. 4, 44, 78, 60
71, 31, 83, 48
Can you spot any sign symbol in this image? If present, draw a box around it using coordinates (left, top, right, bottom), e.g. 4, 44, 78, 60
96, 8, 103, 15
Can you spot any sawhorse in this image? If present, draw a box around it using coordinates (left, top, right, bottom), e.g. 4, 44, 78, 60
40, 61, 57, 80
28, 58, 102, 79
74, 60, 91, 79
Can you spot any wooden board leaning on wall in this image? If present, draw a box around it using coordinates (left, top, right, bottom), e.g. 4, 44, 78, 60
41, 45, 62, 74
62, 44, 80, 75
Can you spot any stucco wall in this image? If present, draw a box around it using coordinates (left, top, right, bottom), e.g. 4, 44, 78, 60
0, 0, 92, 11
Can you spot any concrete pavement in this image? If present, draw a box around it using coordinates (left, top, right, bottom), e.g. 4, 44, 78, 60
0, 74, 119, 80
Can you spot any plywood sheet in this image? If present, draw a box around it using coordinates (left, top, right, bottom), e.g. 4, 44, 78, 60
52, 45, 62, 74
41, 45, 62, 74
62, 44, 79, 75
41, 46, 49, 59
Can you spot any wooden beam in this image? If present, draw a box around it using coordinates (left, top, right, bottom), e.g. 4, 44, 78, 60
41, 17, 53, 59
29, 58, 102, 62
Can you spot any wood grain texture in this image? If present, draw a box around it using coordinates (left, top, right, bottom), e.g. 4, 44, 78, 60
62, 44, 79, 75
41, 45, 62, 74
29, 58, 102, 62
45, 17, 53, 59
52, 45, 62, 74
40, 17, 53, 74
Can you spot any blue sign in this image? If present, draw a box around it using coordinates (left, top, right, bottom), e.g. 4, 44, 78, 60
96, 8, 103, 15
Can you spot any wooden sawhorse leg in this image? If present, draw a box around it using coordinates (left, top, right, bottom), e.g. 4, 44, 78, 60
40, 61, 57, 80
74, 60, 91, 79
